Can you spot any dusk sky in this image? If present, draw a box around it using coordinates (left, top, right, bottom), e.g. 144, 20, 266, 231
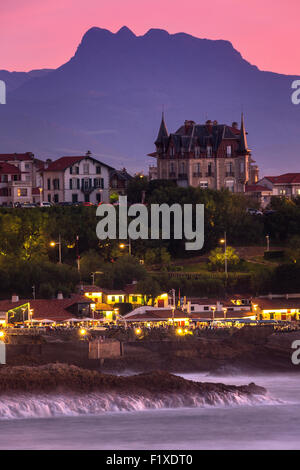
1, 0, 299, 75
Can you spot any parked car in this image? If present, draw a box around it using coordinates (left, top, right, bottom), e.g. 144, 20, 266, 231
40, 201, 52, 207
20, 203, 37, 208
246, 208, 263, 216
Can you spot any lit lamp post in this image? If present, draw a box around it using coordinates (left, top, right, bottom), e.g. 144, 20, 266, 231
91, 271, 103, 285
39, 187, 43, 206
266, 235, 270, 252
222, 307, 227, 320
220, 232, 228, 278
119, 240, 132, 256
50, 234, 62, 263
211, 306, 216, 324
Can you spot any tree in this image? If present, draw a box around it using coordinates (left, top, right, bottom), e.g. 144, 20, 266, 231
208, 246, 240, 271
136, 277, 161, 306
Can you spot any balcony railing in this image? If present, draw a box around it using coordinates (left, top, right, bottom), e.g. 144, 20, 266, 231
193, 172, 202, 177
205, 172, 214, 177
8, 180, 32, 187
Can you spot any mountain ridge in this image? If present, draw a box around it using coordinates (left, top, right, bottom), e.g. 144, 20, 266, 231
0, 26, 299, 174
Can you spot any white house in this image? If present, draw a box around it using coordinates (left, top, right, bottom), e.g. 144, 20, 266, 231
42, 152, 112, 204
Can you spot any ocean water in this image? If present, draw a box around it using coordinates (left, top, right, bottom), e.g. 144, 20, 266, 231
0, 372, 299, 450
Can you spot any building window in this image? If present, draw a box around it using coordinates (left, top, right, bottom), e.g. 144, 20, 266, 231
96, 166, 101, 174
83, 164, 89, 174
70, 167, 73, 175
226, 146, 232, 157
17, 188, 27, 197
72, 194, 78, 203
170, 147, 175, 157
96, 192, 101, 203
54, 194, 59, 203
225, 180, 235, 192
47, 194, 51, 202
207, 146, 212, 157
53, 179, 60, 190
47, 178, 51, 190
195, 146, 200, 158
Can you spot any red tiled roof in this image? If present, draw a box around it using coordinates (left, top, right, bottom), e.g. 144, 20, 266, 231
0, 162, 21, 174
124, 283, 139, 295
0, 153, 34, 162
0, 295, 92, 322
252, 297, 300, 310
245, 184, 271, 192
264, 173, 300, 185
43, 156, 85, 172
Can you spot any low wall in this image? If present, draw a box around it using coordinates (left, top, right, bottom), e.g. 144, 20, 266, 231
5, 339, 122, 366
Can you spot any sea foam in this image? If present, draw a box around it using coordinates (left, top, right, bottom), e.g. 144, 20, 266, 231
0, 391, 281, 420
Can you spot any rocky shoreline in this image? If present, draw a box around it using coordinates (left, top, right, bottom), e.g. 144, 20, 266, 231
0, 364, 266, 399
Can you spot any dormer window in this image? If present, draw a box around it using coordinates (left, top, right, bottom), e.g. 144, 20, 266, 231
195, 146, 200, 157
207, 146, 212, 157
226, 146, 232, 157
170, 147, 175, 157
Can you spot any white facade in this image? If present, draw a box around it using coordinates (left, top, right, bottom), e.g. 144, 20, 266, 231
42, 156, 110, 204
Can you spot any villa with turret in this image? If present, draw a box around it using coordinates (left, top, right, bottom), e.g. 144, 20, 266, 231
148, 115, 259, 192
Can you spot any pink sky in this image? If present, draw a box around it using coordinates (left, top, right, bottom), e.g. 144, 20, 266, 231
1, 0, 299, 74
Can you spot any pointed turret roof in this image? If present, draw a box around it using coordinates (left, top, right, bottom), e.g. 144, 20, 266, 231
155, 113, 168, 145
239, 113, 250, 153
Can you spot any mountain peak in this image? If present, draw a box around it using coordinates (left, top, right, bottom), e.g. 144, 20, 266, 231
116, 26, 136, 39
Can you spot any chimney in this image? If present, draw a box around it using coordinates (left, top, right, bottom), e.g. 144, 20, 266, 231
184, 120, 195, 134
45, 158, 52, 169
11, 294, 19, 303
57, 291, 63, 300
232, 122, 238, 129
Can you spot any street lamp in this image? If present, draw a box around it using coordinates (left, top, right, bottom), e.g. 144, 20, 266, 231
119, 240, 132, 256
39, 187, 43, 206
50, 234, 62, 263
220, 232, 228, 278
91, 271, 103, 285
266, 235, 270, 252
222, 307, 227, 320
211, 306, 216, 323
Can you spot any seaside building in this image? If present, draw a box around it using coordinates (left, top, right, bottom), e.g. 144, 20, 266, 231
257, 173, 300, 199
41, 152, 112, 204
0, 293, 92, 324
0, 152, 44, 206
109, 168, 132, 196
148, 114, 259, 192
252, 295, 300, 321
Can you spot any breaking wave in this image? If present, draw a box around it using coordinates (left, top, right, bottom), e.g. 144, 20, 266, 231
0, 391, 282, 420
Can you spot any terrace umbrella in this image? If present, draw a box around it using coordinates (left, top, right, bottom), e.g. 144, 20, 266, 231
64, 318, 82, 322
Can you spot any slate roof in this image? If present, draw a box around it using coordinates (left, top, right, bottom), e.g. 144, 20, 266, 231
154, 115, 249, 155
